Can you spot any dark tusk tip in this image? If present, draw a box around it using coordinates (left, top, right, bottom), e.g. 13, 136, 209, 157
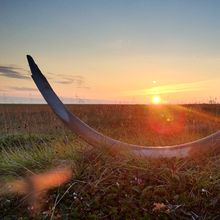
26, 55, 34, 62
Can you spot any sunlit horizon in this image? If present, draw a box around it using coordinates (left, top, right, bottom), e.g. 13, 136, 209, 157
0, 1, 219, 104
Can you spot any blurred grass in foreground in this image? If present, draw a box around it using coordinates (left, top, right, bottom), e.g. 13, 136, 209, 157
0, 104, 219, 219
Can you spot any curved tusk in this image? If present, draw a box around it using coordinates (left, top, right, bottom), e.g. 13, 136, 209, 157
27, 55, 220, 158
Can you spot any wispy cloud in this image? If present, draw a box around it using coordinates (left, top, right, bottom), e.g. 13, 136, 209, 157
9, 86, 37, 92
124, 80, 213, 96
0, 66, 29, 80
0, 65, 90, 89
50, 72, 90, 89
55, 76, 83, 85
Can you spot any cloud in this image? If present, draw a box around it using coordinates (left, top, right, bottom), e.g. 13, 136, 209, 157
55, 78, 77, 85
0, 65, 89, 89
53, 74, 90, 89
0, 66, 29, 80
42, 72, 90, 88
55, 75, 83, 85
9, 86, 37, 92
143, 81, 206, 95
124, 80, 214, 96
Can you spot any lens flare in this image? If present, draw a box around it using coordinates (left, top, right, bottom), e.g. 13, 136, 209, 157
147, 105, 186, 135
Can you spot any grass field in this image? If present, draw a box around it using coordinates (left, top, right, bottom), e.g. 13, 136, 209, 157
0, 104, 220, 219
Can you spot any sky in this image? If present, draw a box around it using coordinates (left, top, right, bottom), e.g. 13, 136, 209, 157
0, 0, 220, 104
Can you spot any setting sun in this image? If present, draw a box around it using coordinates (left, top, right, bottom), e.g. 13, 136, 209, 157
152, 95, 161, 105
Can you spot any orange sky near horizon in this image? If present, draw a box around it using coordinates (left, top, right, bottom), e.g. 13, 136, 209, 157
1, 55, 219, 104
0, 1, 220, 104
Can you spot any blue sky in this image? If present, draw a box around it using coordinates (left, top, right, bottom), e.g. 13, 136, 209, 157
0, 0, 220, 103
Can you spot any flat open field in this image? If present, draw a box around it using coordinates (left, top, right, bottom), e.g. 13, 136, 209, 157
0, 104, 220, 219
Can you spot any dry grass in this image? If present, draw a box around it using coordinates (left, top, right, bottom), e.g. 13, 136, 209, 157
0, 104, 219, 219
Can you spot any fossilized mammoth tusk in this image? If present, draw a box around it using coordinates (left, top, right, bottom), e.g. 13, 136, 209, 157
27, 55, 220, 158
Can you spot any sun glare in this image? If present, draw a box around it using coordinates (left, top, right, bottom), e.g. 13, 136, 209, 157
152, 95, 161, 105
